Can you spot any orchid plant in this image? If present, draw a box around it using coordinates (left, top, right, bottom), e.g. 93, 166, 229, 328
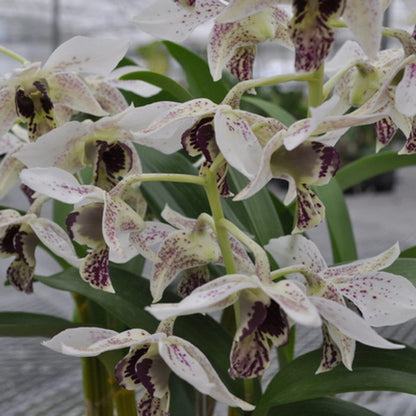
2, 1, 416, 415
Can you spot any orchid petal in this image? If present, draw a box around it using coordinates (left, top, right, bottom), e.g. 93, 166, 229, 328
322, 242, 399, 278
43, 36, 128, 75
0, 132, 24, 155
334, 271, 416, 327
132, 0, 224, 42
225, 46, 256, 82
375, 116, 397, 152
342, 0, 382, 59
262, 279, 321, 327
266, 235, 327, 273
216, 0, 286, 22
43, 327, 152, 356
310, 296, 403, 350
316, 325, 343, 373
150, 222, 221, 302
400, 118, 416, 154
177, 266, 210, 297
20, 167, 104, 204
137, 390, 170, 416
15, 121, 90, 172
395, 62, 416, 117
0, 150, 25, 199
293, 184, 325, 232
29, 217, 82, 268
159, 335, 254, 410
147, 274, 259, 320
214, 108, 263, 178
48, 72, 107, 116
7, 257, 35, 293
325, 322, 356, 371
0, 85, 17, 138
161, 205, 196, 230
80, 244, 114, 293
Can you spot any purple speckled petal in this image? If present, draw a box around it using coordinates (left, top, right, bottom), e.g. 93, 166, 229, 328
132, 0, 224, 42
136, 390, 170, 416
161, 205, 196, 230
48, 72, 107, 116
177, 266, 210, 297
214, 108, 263, 178
293, 183, 325, 232
160, 335, 254, 410
0, 85, 18, 138
150, 223, 221, 302
334, 271, 416, 327
102, 193, 145, 263
342, 0, 382, 59
80, 244, 114, 292
395, 62, 416, 117
310, 296, 403, 350
266, 235, 327, 273
30, 217, 82, 267
375, 116, 397, 151
147, 274, 258, 320
225, 46, 256, 82
43, 36, 128, 75
20, 167, 104, 204
289, 0, 345, 72
400, 117, 416, 154
43, 327, 152, 356
316, 325, 343, 373
262, 278, 321, 327
323, 242, 399, 279
7, 256, 35, 293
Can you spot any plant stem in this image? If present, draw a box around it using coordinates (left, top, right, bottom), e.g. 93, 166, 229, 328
113, 384, 138, 416
223, 72, 315, 108
308, 65, 325, 110
0, 44, 28, 64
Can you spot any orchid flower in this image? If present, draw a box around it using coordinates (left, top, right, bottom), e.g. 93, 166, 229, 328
19, 167, 172, 292
266, 235, 413, 372
150, 206, 255, 302
43, 319, 254, 414
147, 241, 321, 379
0, 36, 128, 140
15, 107, 143, 192
0, 204, 81, 293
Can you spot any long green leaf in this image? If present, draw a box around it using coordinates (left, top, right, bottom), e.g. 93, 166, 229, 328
254, 344, 416, 415
336, 152, 416, 191
313, 179, 357, 263
120, 70, 193, 102
0, 311, 79, 337
163, 41, 229, 102
268, 397, 381, 416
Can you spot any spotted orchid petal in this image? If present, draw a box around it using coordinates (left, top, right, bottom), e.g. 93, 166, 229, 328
400, 118, 416, 154
150, 216, 222, 302
159, 335, 254, 410
266, 234, 327, 274
43, 36, 129, 76
214, 108, 263, 178
132, 0, 224, 42
0, 150, 26, 199
147, 274, 259, 320
310, 296, 403, 350
0, 85, 17, 138
289, 0, 345, 72
208, 7, 291, 81
342, 0, 383, 60
43, 327, 153, 356
177, 266, 210, 297
395, 62, 416, 117
20, 167, 104, 204
262, 279, 322, 326
375, 116, 398, 151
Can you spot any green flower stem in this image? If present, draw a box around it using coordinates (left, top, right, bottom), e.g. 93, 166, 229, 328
113, 385, 137, 416
270, 265, 308, 281
308, 65, 325, 110
0, 44, 28, 64
223, 72, 315, 108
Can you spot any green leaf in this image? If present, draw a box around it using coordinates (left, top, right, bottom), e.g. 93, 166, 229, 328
313, 179, 357, 263
241, 96, 297, 126
268, 397, 381, 416
120, 70, 193, 102
0, 311, 79, 337
399, 246, 416, 259
254, 344, 416, 415
385, 258, 416, 286
163, 41, 229, 102
224, 168, 285, 245
336, 152, 416, 192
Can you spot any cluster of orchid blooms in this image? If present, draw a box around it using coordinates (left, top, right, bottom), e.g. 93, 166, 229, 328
2, 0, 416, 415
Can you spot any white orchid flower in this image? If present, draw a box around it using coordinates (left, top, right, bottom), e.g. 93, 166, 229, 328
150, 205, 255, 302
19, 167, 171, 292
266, 235, 413, 372
0, 207, 81, 293
147, 243, 321, 378
0, 36, 128, 140
43, 319, 254, 414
